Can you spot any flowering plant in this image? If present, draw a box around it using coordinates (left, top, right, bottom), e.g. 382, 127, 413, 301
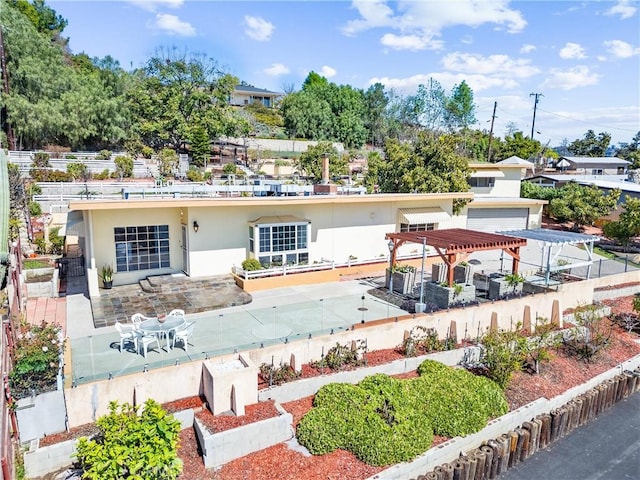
9, 321, 64, 399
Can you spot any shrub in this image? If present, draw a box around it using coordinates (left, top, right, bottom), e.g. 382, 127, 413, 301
186, 167, 204, 182
241, 258, 262, 271
95, 149, 112, 160
29, 201, 42, 217
75, 399, 182, 480
311, 341, 365, 371
563, 304, 613, 361
479, 328, 525, 389
259, 362, 300, 386
114, 155, 134, 179
391, 264, 415, 273
297, 362, 507, 466
401, 326, 445, 357
9, 321, 63, 399
94, 168, 111, 180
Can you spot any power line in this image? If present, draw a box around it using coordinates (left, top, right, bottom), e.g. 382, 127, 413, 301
537, 107, 639, 133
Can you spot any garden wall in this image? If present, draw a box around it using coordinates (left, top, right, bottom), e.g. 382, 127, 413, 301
258, 348, 480, 404
16, 390, 66, 442
194, 403, 293, 469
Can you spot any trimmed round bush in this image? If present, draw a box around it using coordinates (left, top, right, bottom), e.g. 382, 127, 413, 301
296, 361, 508, 466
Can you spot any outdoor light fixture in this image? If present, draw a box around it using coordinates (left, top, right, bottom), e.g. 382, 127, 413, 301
192, 221, 199, 233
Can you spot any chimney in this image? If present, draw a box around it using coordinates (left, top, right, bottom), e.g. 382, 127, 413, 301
321, 154, 330, 185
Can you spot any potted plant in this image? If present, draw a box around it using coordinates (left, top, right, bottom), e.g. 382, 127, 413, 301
100, 264, 114, 289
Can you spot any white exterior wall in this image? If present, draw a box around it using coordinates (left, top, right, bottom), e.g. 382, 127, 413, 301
185, 199, 453, 276
90, 208, 183, 286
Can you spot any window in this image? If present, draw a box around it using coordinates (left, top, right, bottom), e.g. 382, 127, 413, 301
115, 225, 170, 272
591, 169, 603, 175
251, 222, 309, 266
400, 223, 436, 233
468, 177, 495, 188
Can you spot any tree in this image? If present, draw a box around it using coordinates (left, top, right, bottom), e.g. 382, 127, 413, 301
127, 48, 249, 152
363, 83, 389, 146
412, 78, 448, 132
568, 130, 611, 157
615, 131, 640, 169
500, 131, 542, 160
445, 80, 476, 131
75, 399, 182, 480
548, 182, 620, 231
188, 123, 211, 168
66, 161, 89, 181
280, 91, 333, 141
602, 196, 640, 248
371, 132, 471, 214
114, 155, 134, 180
157, 148, 178, 178
296, 141, 347, 182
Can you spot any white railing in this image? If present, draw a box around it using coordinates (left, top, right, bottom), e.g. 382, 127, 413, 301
231, 252, 428, 280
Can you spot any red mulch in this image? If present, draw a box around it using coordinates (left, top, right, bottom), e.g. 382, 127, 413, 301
195, 400, 280, 434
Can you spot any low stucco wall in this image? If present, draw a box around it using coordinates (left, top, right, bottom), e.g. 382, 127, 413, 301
195, 403, 293, 469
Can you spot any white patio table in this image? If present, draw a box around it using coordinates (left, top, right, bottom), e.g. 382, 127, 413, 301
139, 316, 186, 352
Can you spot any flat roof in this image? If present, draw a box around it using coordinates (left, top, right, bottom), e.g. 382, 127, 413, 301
69, 192, 475, 211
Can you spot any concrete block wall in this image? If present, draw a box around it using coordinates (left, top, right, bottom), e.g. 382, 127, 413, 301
195, 403, 293, 469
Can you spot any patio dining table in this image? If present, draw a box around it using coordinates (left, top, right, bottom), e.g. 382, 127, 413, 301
139, 316, 186, 352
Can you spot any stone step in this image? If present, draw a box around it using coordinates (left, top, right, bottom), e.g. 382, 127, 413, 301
139, 278, 162, 293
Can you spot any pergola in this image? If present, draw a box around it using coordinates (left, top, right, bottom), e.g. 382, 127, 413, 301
385, 228, 528, 287
500, 228, 600, 285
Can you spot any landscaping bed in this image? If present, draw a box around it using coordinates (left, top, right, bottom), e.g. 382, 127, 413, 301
35, 295, 640, 480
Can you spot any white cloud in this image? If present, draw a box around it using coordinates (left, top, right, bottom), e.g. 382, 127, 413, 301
244, 16, 274, 42
559, 42, 587, 59
368, 72, 517, 94
603, 39, 640, 58
150, 13, 195, 36
343, 0, 525, 51
263, 63, 290, 76
129, 0, 183, 12
520, 44, 536, 54
605, 0, 637, 20
380, 33, 442, 51
320, 65, 337, 78
442, 52, 540, 78
460, 35, 473, 45
541, 65, 600, 91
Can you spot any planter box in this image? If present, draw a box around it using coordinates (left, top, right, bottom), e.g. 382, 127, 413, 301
195, 403, 293, 469
488, 277, 523, 300
425, 282, 476, 309
24, 267, 58, 298
453, 264, 473, 284
202, 354, 259, 415
385, 268, 416, 295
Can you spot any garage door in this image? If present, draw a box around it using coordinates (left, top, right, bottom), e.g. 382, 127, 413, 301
467, 208, 529, 233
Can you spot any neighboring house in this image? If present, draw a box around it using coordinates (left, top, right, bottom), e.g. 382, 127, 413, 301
69, 162, 545, 294
523, 174, 640, 204
554, 156, 629, 175
495, 156, 535, 178
230, 85, 281, 107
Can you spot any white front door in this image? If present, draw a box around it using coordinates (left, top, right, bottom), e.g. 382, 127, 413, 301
181, 224, 190, 275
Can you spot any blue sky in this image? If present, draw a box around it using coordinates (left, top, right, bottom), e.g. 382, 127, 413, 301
49, 0, 640, 147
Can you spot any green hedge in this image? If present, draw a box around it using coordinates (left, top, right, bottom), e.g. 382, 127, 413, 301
296, 360, 507, 466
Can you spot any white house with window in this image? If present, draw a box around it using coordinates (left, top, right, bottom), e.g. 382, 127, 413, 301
69, 162, 545, 295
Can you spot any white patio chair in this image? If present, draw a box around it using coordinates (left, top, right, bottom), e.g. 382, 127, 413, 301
172, 321, 196, 352
115, 322, 138, 353
131, 313, 155, 330
166, 309, 186, 319
138, 331, 160, 358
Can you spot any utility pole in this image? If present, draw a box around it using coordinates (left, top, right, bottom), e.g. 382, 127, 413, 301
529, 93, 543, 140
487, 101, 497, 162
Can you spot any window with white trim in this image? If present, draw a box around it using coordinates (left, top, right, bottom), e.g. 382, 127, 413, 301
251, 222, 310, 266
114, 225, 170, 272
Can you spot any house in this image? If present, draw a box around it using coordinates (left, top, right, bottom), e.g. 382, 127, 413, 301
230, 85, 281, 108
523, 173, 640, 204
554, 156, 629, 175
68, 163, 545, 295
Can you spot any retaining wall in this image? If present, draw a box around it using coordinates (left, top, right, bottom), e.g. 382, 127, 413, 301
194, 403, 293, 469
